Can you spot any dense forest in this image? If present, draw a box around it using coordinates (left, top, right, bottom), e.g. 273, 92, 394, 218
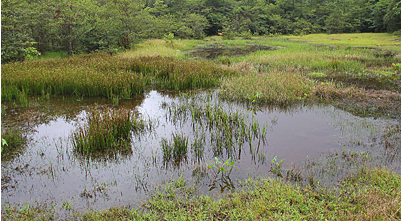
1, 0, 400, 63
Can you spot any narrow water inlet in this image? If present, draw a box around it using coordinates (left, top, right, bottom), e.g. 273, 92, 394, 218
1, 89, 399, 216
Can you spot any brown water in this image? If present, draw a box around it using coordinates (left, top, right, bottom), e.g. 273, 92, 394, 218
1, 89, 399, 216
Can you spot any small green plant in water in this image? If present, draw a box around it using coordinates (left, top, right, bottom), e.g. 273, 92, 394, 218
270, 156, 284, 177
207, 157, 235, 176
1, 138, 8, 153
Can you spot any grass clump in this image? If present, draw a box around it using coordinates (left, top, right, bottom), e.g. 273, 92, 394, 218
72, 107, 140, 154
220, 70, 312, 104
161, 133, 189, 164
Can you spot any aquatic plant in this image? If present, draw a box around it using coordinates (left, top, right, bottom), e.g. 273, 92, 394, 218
207, 157, 235, 176
161, 133, 189, 164
270, 156, 285, 177
72, 107, 138, 153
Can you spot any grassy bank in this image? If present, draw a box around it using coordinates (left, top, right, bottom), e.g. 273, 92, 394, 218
2, 34, 400, 105
1, 52, 237, 102
2, 167, 400, 221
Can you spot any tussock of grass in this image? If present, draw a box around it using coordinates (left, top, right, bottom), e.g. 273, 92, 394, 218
220, 70, 312, 104
72, 107, 141, 153
310, 81, 364, 99
161, 133, 189, 164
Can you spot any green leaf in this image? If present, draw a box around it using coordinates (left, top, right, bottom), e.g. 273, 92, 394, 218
2, 138, 8, 146
227, 161, 235, 166
223, 157, 231, 166
215, 157, 220, 164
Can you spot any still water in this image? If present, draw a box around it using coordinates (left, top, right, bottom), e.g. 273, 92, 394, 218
1, 89, 398, 214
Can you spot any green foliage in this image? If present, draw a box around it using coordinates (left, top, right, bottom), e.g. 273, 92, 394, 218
270, 156, 285, 177
1, 0, 399, 63
163, 33, 175, 47
1, 138, 8, 153
161, 133, 189, 164
72, 107, 135, 153
207, 157, 235, 175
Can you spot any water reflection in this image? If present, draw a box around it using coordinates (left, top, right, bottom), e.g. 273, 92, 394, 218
1, 89, 399, 217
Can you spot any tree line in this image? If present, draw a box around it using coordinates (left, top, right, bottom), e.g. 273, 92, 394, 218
1, 0, 400, 63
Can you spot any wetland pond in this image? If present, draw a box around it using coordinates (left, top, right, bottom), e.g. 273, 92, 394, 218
1, 89, 400, 217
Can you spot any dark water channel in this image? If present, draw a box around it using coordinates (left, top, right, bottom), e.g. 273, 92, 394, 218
1, 90, 399, 216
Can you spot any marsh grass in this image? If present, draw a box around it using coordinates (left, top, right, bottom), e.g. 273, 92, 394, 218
289, 33, 401, 51
72, 107, 145, 154
220, 70, 312, 104
162, 93, 268, 158
240, 36, 399, 77
130, 56, 237, 90
1, 128, 27, 161
2, 52, 237, 102
161, 133, 189, 164
1, 53, 145, 101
